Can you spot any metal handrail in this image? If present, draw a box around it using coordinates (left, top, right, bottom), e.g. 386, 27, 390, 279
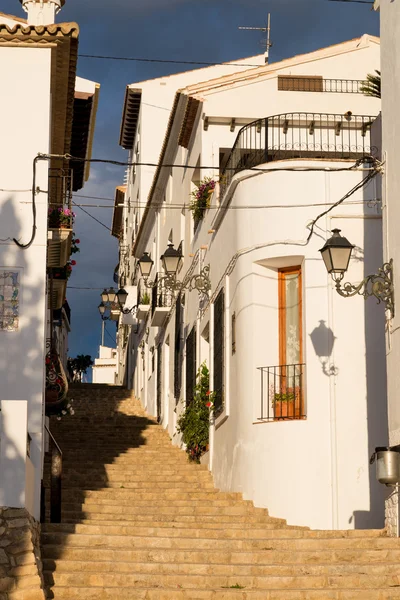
44, 424, 62, 523
220, 112, 378, 198
45, 423, 62, 457
257, 363, 306, 422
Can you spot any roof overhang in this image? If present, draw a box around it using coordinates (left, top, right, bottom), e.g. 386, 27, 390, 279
373, 0, 380, 9
70, 78, 100, 190
112, 186, 126, 238
119, 87, 142, 150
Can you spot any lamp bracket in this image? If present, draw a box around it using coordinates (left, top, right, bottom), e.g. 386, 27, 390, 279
335, 259, 394, 318
144, 265, 211, 297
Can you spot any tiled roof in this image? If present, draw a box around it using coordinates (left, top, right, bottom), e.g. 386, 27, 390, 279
119, 88, 142, 150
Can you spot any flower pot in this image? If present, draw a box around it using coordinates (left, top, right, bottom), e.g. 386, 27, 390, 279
137, 304, 150, 320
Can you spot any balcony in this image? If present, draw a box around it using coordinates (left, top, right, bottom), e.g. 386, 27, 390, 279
48, 267, 69, 311
257, 363, 306, 421
150, 274, 173, 327
47, 168, 74, 268
220, 112, 377, 198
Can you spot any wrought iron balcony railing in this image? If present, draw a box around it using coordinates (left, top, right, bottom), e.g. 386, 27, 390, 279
257, 363, 306, 421
151, 274, 174, 317
220, 112, 377, 198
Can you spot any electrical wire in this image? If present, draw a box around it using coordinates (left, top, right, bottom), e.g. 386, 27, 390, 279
40, 152, 377, 173
72, 201, 113, 232
13, 156, 40, 249
79, 55, 262, 67
104, 322, 116, 345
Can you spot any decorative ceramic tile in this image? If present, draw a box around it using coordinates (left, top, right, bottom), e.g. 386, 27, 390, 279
0, 271, 20, 331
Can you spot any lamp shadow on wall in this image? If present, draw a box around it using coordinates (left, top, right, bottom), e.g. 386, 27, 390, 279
309, 320, 339, 377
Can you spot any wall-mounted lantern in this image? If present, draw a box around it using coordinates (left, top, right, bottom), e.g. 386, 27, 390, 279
320, 229, 394, 318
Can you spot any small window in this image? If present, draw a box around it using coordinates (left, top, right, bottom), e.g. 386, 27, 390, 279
231, 312, 236, 355
278, 75, 323, 92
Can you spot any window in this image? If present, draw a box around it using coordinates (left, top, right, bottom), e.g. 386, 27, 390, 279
213, 289, 225, 416
278, 75, 323, 92
278, 266, 303, 366
231, 312, 236, 355
185, 326, 197, 406
174, 295, 183, 402
277, 266, 304, 419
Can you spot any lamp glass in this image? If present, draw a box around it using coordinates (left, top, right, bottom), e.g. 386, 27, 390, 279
329, 246, 353, 274
98, 303, 106, 316
101, 290, 108, 303
108, 288, 117, 304
161, 244, 182, 276
138, 252, 154, 279
110, 309, 120, 321
117, 288, 128, 308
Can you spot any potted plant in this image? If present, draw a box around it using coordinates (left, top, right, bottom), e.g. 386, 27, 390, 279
177, 363, 213, 463
48, 207, 75, 229
272, 390, 299, 420
137, 292, 151, 320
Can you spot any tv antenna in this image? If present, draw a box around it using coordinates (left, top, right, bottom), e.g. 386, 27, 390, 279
239, 13, 272, 64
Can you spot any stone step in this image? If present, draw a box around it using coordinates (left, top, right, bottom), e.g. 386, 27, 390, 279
42, 524, 389, 541
58, 490, 242, 501
43, 480, 216, 489
59, 503, 266, 516
40, 545, 400, 565
42, 558, 399, 577
55, 513, 283, 525
43, 569, 400, 590
40, 532, 400, 552
41, 586, 400, 600
41, 523, 303, 536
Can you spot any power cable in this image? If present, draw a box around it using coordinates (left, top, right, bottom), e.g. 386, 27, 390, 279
79, 55, 262, 68
72, 201, 112, 232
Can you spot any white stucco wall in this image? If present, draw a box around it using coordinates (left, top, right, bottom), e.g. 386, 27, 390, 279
376, 0, 400, 536
0, 46, 52, 520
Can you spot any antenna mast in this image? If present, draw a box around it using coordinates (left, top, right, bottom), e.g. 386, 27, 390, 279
239, 13, 272, 64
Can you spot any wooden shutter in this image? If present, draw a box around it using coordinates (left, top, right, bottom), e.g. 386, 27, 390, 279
278, 75, 323, 92
213, 289, 225, 415
185, 326, 197, 407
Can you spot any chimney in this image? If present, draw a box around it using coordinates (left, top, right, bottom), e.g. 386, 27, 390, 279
20, 0, 64, 26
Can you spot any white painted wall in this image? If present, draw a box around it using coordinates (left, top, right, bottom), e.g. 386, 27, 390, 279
92, 346, 118, 384
0, 46, 52, 520
376, 0, 400, 535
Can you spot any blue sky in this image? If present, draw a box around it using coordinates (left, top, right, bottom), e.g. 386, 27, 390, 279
2, 0, 379, 362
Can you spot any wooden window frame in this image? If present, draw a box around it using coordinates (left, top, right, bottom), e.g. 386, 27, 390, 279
278, 266, 303, 367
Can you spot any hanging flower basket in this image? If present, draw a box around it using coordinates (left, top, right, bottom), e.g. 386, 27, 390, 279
190, 178, 216, 223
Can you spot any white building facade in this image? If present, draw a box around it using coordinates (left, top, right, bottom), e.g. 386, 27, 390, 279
116, 36, 388, 530
0, 2, 98, 522
374, 0, 400, 536
92, 346, 118, 385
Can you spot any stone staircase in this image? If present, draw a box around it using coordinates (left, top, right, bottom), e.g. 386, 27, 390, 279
41, 384, 400, 599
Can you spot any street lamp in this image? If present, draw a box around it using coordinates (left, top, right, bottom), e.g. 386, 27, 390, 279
137, 244, 211, 297
138, 252, 154, 281
161, 243, 183, 276
116, 287, 129, 309
320, 229, 395, 317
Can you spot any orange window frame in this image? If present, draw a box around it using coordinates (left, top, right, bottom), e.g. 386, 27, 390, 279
278, 266, 303, 367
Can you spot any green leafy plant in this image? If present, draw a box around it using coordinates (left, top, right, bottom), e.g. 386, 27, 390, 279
360, 70, 381, 99
140, 292, 150, 305
177, 362, 213, 463
272, 391, 295, 404
70, 235, 80, 255
190, 177, 216, 223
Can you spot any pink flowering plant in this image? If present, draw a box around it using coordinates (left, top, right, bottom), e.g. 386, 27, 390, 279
190, 177, 216, 222
48, 206, 75, 228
